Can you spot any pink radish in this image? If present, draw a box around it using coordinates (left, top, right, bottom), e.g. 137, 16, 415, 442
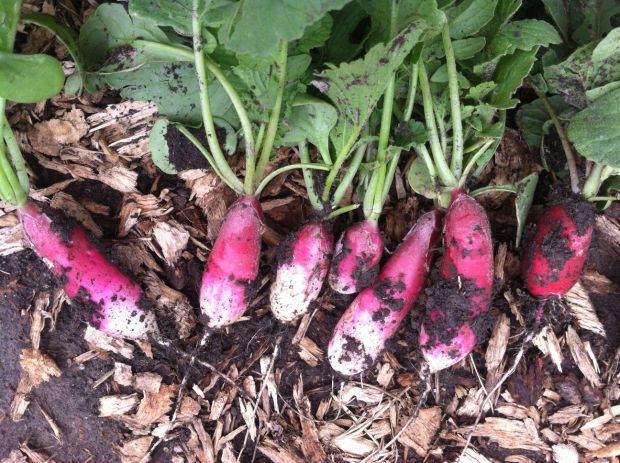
18, 202, 158, 340
420, 189, 494, 372
521, 204, 593, 298
328, 219, 383, 294
270, 221, 333, 323
200, 196, 264, 328
328, 210, 441, 375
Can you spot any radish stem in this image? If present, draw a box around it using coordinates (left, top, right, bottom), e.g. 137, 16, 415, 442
536, 90, 580, 194
403, 62, 419, 122
298, 142, 322, 211
254, 163, 329, 197
418, 61, 456, 187
192, 3, 244, 193
2, 116, 29, 195
443, 25, 463, 179
582, 163, 604, 199
254, 40, 288, 189
327, 204, 360, 220
469, 184, 518, 196
332, 141, 367, 206
458, 138, 494, 187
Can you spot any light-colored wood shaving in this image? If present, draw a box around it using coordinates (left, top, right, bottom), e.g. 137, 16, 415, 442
133, 384, 176, 426
294, 377, 327, 463
339, 384, 384, 406
0, 223, 24, 256
115, 436, 153, 463
533, 325, 564, 372
99, 394, 139, 417
456, 448, 492, 463
0, 450, 28, 463
28, 108, 88, 156
298, 337, 323, 367
258, 440, 306, 463
118, 193, 173, 237
563, 282, 607, 337
565, 326, 603, 387
209, 389, 229, 421
376, 363, 394, 388
589, 441, 620, 458
114, 362, 133, 387
581, 404, 620, 431
84, 325, 134, 359
457, 417, 550, 452
548, 405, 586, 424
552, 443, 579, 463
397, 407, 441, 457
151, 220, 190, 265
133, 372, 162, 394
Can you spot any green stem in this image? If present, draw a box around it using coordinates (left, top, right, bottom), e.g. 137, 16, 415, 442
374, 149, 401, 219
587, 196, 619, 202
582, 163, 604, 199
434, 106, 447, 156
0, 141, 26, 206
403, 62, 418, 122
443, 24, 463, 179
254, 163, 329, 198
469, 185, 518, 196
418, 61, 456, 187
191, 2, 243, 193
463, 138, 489, 154
413, 144, 438, 188
458, 139, 494, 187
254, 123, 266, 155
322, 134, 362, 202
362, 170, 380, 218
332, 141, 367, 206
0, 143, 16, 204
3, 115, 30, 195
297, 142, 322, 211
536, 90, 580, 194
326, 204, 360, 220
254, 40, 288, 188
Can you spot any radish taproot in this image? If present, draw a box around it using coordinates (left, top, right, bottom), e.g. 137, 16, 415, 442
270, 221, 333, 323
200, 196, 264, 328
18, 202, 159, 340
328, 210, 441, 375
328, 219, 383, 294
420, 190, 494, 372
521, 203, 594, 298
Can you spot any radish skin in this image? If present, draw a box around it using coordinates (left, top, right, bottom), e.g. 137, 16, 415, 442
328, 220, 383, 294
420, 190, 494, 372
200, 196, 264, 328
270, 221, 333, 323
18, 202, 158, 340
521, 204, 593, 297
328, 210, 441, 375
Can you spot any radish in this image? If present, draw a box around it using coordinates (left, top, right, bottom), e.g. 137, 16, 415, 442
328, 210, 440, 375
521, 203, 593, 298
18, 202, 159, 340
328, 219, 383, 294
270, 221, 333, 323
200, 196, 264, 328
419, 189, 494, 372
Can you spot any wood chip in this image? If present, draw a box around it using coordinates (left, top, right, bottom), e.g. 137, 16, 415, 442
581, 405, 620, 431
114, 362, 133, 387
50, 191, 103, 237
533, 325, 564, 372
0, 450, 28, 463
548, 405, 586, 424
133, 372, 162, 394
457, 418, 550, 452
133, 384, 176, 426
99, 394, 139, 417
563, 282, 607, 337
297, 337, 323, 367
293, 377, 327, 463
397, 407, 441, 457
29, 108, 88, 156
565, 326, 603, 387
84, 325, 134, 359
552, 443, 578, 463
589, 442, 620, 458
152, 220, 190, 265
456, 448, 492, 463
0, 223, 24, 256
115, 436, 153, 463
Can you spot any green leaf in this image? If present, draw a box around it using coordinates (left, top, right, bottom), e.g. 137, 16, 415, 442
592, 27, 620, 61
280, 95, 337, 161
78, 3, 168, 70
227, 0, 351, 57
572, 0, 620, 44
106, 62, 232, 126
149, 119, 177, 174
568, 88, 620, 168
488, 20, 561, 56
315, 20, 435, 157
489, 47, 538, 108
515, 172, 538, 247
297, 14, 333, 53
467, 81, 496, 100
407, 155, 435, 198
324, 2, 369, 64
453, 37, 486, 59
541, 0, 569, 42
394, 120, 428, 149
129, 0, 192, 33
586, 80, 620, 102
358, 0, 446, 45
515, 95, 571, 148
545, 41, 620, 109
479, 0, 521, 41
0, 52, 64, 103
447, 0, 498, 39
0, 1, 22, 52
